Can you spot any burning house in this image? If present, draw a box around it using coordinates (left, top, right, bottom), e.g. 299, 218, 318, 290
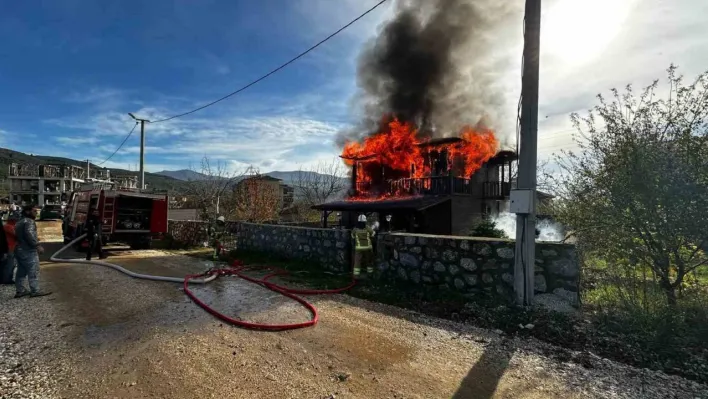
313, 0, 518, 235
313, 118, 516, 235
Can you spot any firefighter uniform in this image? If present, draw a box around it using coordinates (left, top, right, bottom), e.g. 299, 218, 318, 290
351, 215, 375, 278
209, 216, 227, 260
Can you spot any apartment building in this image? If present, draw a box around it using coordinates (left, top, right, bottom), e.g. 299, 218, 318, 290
8, 162, 121, 206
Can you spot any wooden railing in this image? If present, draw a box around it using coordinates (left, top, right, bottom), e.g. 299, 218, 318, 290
482, 181, 511, 199
353, 177, 511, 198
388, 176, 473, 196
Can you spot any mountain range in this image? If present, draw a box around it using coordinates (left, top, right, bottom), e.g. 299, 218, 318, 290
155, 169, 346, 187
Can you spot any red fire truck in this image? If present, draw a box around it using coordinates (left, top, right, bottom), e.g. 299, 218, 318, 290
63, 182, 169, 250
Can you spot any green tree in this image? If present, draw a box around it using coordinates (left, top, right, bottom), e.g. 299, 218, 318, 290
470, 215, 507, 239
553, 65, 708, 306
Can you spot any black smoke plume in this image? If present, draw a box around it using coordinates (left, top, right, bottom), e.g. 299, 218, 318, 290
338, 0, 515, 147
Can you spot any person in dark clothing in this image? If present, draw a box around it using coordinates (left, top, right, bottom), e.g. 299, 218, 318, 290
85, 208, 106, 261
0, 215, 10, 284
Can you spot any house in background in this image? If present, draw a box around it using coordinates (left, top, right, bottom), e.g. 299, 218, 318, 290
234, 175, 295, 212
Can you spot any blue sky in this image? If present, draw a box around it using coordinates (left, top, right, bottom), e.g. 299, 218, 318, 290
0, 0, 706, 173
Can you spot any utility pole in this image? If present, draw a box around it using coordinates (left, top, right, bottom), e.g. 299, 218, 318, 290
128, 113, 150, 191
513, 0, 542, 306
85, 159, 90, 179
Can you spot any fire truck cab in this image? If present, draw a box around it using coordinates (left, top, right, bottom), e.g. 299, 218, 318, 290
63, 182, 168, 250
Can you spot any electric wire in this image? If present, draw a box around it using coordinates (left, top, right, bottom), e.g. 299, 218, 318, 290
150, 0, 390, 124
96, 122, 139, 166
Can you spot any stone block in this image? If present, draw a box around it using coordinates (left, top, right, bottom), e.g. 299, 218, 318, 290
336, 241, 346, 249
425, 247, 439, 259
394, 249, 399, 260
482, 273, 494, 284
464, 274, 477, 286
534, 274, 547, 292
460, 240, 470, 251
453, 278, 466, 290
496, 247, 514, 259
448, 264, 459, 275
482, 260, 497, 270
548, 259, 578, 278
410, 246, 422, 254
399, 253, 419, 268
404, 236, 417, 245
442, 249, 458, 262
447, 240, 457, 248
473, 243, 492, 256
460, 258, 477, 272
501, 273, 513, 285
410, 270, 421, 284
421, 261, 431, 270
418, 237, 427, 245
433, 261, 446, 272
422, 276, 433, 283
541, 249, 557, 257
397, 267, 408, 280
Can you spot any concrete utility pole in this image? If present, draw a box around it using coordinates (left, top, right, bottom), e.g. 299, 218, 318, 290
513, 0, 542, 306
128, 113, 150, 191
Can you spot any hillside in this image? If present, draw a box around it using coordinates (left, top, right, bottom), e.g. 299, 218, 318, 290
157, 169, 348, 187
0, 147, 185, 192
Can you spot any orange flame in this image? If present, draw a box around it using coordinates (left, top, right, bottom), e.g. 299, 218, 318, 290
341, 118, 499, 198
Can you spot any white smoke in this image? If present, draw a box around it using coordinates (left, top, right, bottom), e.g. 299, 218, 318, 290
493, 212, 565, 242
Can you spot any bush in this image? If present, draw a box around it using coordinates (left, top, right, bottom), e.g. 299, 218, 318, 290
470, 216, 507, 239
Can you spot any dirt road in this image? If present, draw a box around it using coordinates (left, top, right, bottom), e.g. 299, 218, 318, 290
1, 230, 705, 398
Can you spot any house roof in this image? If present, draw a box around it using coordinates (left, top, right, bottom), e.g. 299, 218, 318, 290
312, 196, 450, 212
241, 175, 282, 182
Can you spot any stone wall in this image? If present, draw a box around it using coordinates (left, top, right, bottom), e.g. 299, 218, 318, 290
235, 222, 350, 272
166, 220, 238, 249
376, 233, 579, 303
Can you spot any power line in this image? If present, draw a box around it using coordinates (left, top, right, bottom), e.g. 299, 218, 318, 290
150, 0, 390, 124
97, 122, 139, 166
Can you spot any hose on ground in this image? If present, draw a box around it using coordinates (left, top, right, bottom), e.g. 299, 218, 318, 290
183, 260, 356, 331
51, 234, 356, 330
50, 234, 217, 284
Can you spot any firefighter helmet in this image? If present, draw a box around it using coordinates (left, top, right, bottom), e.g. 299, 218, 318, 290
357, 214, 367, 223
217, 216, 226, 223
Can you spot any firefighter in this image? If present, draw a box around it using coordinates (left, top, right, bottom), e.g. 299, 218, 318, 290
209, 216, 227, 260
351, 214, 374, 279
14, 205, 50, 298
1, 214, 18, 285
85, 208, 106, 261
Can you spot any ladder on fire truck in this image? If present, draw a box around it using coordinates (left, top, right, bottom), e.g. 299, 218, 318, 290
102, 197, 115, 233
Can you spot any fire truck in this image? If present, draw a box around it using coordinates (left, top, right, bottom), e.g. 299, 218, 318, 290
63, 182, 169, 250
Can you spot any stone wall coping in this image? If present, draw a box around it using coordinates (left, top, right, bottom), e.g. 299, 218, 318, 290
382, 232, 574, 247
239, 221, 348, 233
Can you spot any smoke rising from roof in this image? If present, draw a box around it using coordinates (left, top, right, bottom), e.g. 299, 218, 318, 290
338, 0, 516, 147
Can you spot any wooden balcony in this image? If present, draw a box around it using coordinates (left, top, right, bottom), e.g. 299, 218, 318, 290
388, 176, 474, 196
353, 177, 511, 198
482, 181, 511, 199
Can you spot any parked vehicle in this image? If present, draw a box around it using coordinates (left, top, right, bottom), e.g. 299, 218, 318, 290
39, 204, 63, 220
63, 182, 168, 250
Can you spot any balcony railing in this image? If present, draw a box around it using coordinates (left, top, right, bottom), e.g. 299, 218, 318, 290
482, 181, 511, 199
388, 176, 474, 196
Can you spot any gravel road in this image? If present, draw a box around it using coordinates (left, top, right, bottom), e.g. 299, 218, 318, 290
1, 231, 706, 398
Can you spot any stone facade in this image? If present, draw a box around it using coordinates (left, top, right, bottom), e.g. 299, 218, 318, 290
376, 233, 579, 303
166, 220, 580, 304
166, 220, 238, 249
235, 222, 350, 272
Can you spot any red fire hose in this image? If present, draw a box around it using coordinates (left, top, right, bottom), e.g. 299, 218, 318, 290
183, 260, 356, 331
